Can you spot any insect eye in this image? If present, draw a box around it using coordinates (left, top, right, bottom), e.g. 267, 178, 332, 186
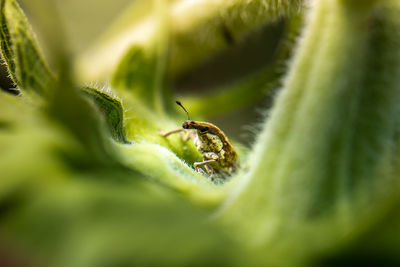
182, 121, 189, 129
201, 127, 209, 133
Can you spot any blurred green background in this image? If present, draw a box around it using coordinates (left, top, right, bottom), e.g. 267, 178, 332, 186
1, 0, 292, 145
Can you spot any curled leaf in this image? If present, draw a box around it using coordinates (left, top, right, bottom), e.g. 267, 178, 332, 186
81, 86, 129, 144
0, 0, 55, 98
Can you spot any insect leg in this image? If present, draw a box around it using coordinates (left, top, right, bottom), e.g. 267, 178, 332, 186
204, 164, 215, 175
196, 166, 208, 176
195, 163, 215, 177
159, 128, 184, 137
202, 152, 219, 160
195, 162, 216, 180
194, 159, 216, 168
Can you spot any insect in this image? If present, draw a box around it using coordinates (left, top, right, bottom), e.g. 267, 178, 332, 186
160, 101, 239, 178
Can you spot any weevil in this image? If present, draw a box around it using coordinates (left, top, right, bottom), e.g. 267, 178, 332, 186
160, 101, 239, 178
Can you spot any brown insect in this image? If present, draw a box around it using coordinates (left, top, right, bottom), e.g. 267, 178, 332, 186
160, 101, 239, 178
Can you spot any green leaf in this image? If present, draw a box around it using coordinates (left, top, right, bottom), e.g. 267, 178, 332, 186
219, 0, 400, 264
47, 67, 117, 166
181, 65, 279, 118
111, 45, 159, 108
0, 91, 237, 266
112, 0, 171, 117
0, 0, 55, 98
181, 13, 303, 118
110, 89, 202, 166
116, 142, 227, 206
0, 90, 91, 200
0, 0, 118, 166
76, 0, 303, 83
2, 180, 239, 267
81, 86, 129, 144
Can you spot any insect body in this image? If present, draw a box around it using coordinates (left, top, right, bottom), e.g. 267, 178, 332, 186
161, 101, 239, 178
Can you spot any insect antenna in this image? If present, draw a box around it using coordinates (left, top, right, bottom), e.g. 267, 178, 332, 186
176, 101, 190, 120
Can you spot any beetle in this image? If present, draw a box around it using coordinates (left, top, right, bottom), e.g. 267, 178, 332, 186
160, 101, 239, 178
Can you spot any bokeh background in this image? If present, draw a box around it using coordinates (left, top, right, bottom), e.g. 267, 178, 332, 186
1, 0, 294, 145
